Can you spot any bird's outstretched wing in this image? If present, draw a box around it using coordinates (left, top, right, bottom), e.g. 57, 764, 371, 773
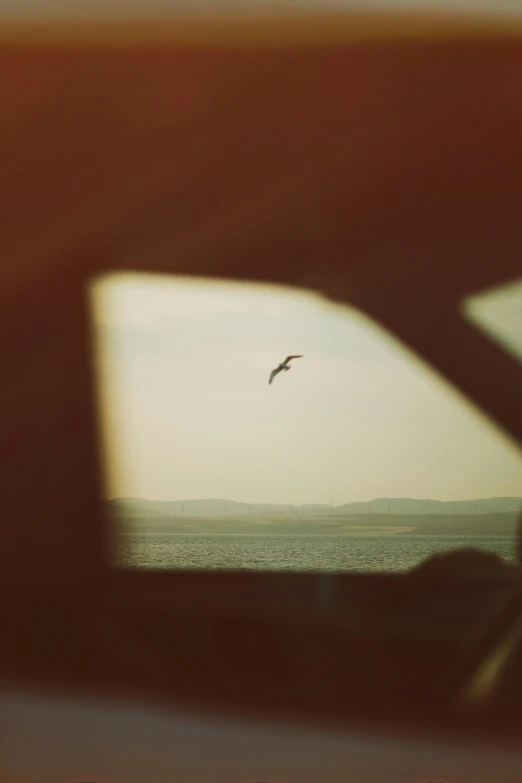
269, 368, 280, 385
284, 354, 303, 363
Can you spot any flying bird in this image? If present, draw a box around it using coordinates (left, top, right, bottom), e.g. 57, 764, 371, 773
269, 355, 303, 385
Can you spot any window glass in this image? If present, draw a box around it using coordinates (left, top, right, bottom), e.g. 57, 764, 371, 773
463, 277, 522, 365
91, 273, 521, 572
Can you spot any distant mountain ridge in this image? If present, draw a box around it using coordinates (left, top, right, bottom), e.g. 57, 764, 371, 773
109, 496, 522, 518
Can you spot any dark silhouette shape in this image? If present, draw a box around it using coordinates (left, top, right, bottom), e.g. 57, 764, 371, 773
413, 547, 510, 577
268, 354, 303, 385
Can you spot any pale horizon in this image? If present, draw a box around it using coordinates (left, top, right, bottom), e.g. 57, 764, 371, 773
108, 494, 521, 504
92, 273, 521, 506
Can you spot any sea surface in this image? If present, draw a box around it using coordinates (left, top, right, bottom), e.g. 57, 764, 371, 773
115, 534, 517, 572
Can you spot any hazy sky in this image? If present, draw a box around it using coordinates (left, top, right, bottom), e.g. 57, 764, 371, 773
464, 278, 522, 365
92, 274, 521, 505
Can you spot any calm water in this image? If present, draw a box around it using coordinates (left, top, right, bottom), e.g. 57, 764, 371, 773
116, 534, 517, 572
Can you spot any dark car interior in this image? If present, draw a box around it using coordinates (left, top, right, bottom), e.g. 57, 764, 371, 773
1, 4, 522, 781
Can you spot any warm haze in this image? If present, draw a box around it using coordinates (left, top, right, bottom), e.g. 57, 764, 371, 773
91, 273, 521, 506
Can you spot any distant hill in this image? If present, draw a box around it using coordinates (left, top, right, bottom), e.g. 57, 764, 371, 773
109, 496, 522, 520
334, 497, 522, 516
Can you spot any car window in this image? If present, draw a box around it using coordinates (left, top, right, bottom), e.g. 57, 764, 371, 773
91, 272, 522, 573
464, 277, 522, 365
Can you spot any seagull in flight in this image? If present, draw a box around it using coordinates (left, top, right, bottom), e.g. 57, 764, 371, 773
269, 355, 303, 385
